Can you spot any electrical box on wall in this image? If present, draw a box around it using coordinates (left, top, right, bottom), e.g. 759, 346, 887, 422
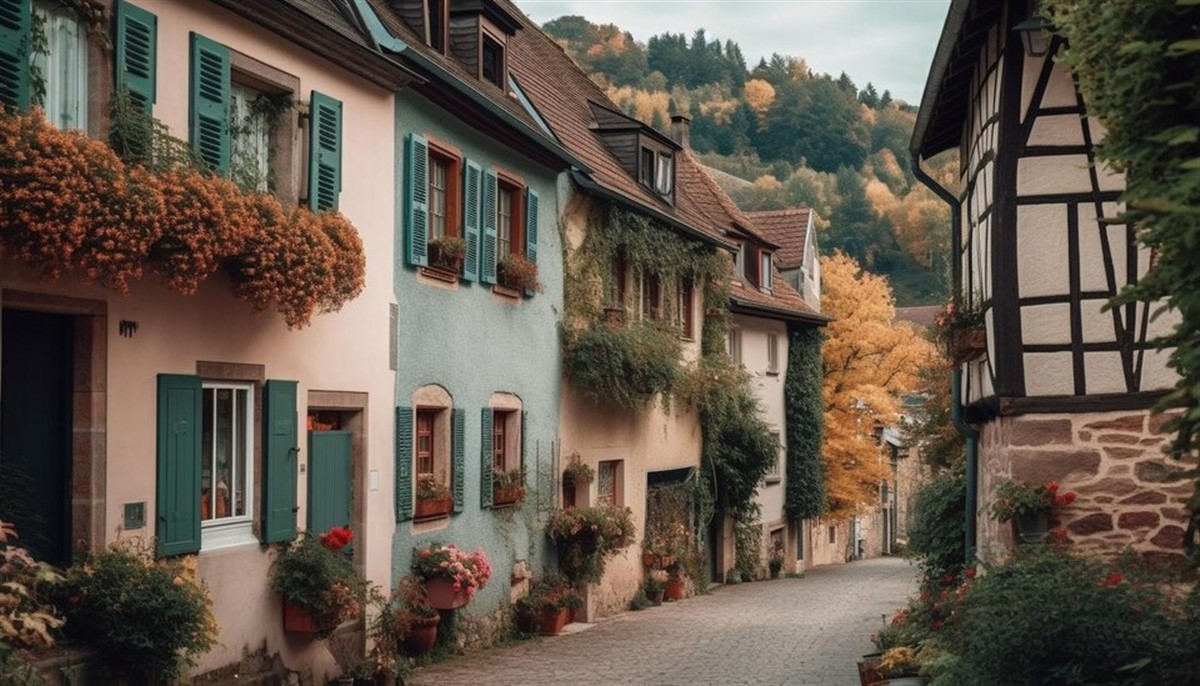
123, 501, 146, 529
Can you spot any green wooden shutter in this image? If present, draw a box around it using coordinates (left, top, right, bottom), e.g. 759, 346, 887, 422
480, 408, 493, 508
481, 171, 498, 284
115, 0, 156, 114
461, 160, 482, 282
308, 430, 352, 534
0, 0, 31, 112
524, 188, 539, 297
308, 90, 343, 211
452, 408, 465, 514
188, 32, 230, 172
404, 133, 429, 267
395, 406, 413, 522
262, 380, 298, 543
156, 374, 202, 557
520, 409, 528, 479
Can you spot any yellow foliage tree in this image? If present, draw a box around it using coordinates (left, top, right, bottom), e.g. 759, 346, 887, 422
743, 79, 776, 118
820, 252, 935, 518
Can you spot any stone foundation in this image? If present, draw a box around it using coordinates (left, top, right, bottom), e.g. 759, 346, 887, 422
978, 410, 1193, 565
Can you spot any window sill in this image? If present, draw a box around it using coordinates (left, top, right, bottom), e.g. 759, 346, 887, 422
201, 520, 257, 552
764, 477, 782, 485
420, 265, 462, 283
766, 370, 780, 377
492, 284, 521, 300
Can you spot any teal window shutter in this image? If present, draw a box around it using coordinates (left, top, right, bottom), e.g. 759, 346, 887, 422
452, 408, 465, 514
262, 380, 298, 544
520, 410, 528, 478
481, 171, 498, 284
308, 90, 343, 211
115, 0, 156, 114
461, 160, 482, 282
156, 374, 202, 557
480, 408, 493, 508
395, 406, 413, 522
308, 430, 352, 534
404, 133, 429, 267
524, 188, 539, 297
189, 33, 230, 172
0, 0, 31, 112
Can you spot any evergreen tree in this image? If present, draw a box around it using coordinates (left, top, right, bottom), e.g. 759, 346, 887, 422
761, 78, 870, 172
835, 71, 857, 97
858, 82, 880, 108
879, 90, 893, 109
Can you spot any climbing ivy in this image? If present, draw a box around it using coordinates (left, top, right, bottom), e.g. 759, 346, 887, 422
784, 325, 825, 520
1047, 0, 1200, 564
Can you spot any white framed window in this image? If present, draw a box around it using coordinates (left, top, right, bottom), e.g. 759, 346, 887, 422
728, 326, 742, 366
655, 153, 673, 196
428, 154, 448, 239
201, 382, 255, 550
766, 431, 782, 482
734, 243, 746, 282
497, 184, 513, 258
639, 272, 661, 320
597, 460, 622, 506
767, 333, 779, 375
32, 1, 88, 130
761, 252, 773, 291
230, 82, 271, 192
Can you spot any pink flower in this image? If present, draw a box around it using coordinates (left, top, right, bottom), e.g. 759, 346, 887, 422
421, 549, 430, 557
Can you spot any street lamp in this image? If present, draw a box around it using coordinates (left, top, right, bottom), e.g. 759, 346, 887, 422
1014, 15, 1052, 57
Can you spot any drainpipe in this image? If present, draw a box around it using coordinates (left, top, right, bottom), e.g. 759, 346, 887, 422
911, 158, 980, 563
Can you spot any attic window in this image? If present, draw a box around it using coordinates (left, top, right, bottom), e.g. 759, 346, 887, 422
655, 154, 673, 196
482, 33, 505, 88
761, 252, 773, 291
428, 0, 447, 53
638, 146, 673, 198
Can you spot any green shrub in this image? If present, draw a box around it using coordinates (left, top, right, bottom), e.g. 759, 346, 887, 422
907, 471, 966, 590
930, 547, 1196, 686
562, 321, 682, 407
270, 531, 364, 638
54, 540, 217, 683
545, 505, 636, 585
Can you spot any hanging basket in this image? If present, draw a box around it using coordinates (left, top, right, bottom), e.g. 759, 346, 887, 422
424, 576, 470, 610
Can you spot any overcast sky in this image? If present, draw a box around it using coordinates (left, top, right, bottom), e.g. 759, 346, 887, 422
515, 0, 952, 104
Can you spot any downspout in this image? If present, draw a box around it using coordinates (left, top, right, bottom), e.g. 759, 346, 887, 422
911, 158, 980, 563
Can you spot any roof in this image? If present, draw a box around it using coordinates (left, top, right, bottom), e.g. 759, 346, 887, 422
730, 274, 828, 326
911, 0, 1004, 159
746, 208, 812, 271
895, 305, 942, 329
502, 4, 732, 247
676, 150, 774, 247
360, 0, 583, 170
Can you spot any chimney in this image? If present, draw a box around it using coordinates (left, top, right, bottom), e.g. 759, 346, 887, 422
670, 113, 691, 149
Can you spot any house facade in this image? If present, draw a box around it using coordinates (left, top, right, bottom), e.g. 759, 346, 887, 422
0, 0, 414, 678
912, 0, 1187, 564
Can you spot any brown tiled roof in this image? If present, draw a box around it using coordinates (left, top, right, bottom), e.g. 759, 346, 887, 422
677, 150, 773, 246
501, 5, 729, 245
895, 305, 942, 328
286, 0, 370, 48
730, 273, 827, 324
746, 208, 812, 271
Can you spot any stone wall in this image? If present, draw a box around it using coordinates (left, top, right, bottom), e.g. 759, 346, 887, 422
977, 410, 1192, 566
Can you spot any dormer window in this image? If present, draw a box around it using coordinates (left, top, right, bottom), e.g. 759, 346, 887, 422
734, 243, 746, 282
481, 32, 505, 88
428, 0, 447, 53
761, 252, 773, 291
638, 146, 674, 199
655, 154, 673, 196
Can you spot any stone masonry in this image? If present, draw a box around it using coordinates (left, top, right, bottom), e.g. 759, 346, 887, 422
978, 410, 1193, 566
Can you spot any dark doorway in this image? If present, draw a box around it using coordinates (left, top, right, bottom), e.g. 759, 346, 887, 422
1, 308, 74, 565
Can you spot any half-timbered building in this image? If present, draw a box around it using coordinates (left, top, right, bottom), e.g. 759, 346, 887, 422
912, 0, 1187, 564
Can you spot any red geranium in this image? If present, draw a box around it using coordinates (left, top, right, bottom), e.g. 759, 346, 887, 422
320, 526, 354, 552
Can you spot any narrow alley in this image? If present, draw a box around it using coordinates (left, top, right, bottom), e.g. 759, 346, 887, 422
408, 558, 917, 686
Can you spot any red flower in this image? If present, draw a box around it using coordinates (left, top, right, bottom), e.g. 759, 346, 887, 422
1046, 481, 1060, 494
320, 526, 354, 552
1053, 491, 1077, 507
1106, 572, 1123, 587
964, 567, 976, 579
1050, 528, 1069, 544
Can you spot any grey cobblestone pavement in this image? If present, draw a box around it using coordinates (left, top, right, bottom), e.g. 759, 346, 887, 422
408, 556, 917, 686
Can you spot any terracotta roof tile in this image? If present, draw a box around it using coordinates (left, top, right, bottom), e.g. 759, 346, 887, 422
895, 305, 942, 328
746, 208, 812, 271
730, 269, 826, 323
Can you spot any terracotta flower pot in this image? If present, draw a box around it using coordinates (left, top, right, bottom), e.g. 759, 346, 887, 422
538, 608, 570, 636
283, 599, 318, 635
664, 578, 685, 601
493, 486, 525, 506
403, 614, 440, 655
857, 654, 883, 686
415, 496, 452, 519
424, 576, 470, 610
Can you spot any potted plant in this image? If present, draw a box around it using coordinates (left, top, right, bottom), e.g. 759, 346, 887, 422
990, 479, 1077, 543
0, 521, 64, 685
768, 540, 786, 579
514, 574, 583, 636
428, 235, 467, 273
644, 570, 668, 606
664, 559, 687, 601
411, 542, 492, 610
493, 467, 526, 506
871, 646, 924, 685
934, 300, 986, 363
271, 527, 364, 639
415, 473, 453, 519
545, 504, 636, 586
497, 253, 541, 292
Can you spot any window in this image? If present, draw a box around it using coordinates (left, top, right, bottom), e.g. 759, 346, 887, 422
766, 431, 782, 482
639, 148, 655, 187
676, 277, 694, 339
416, 410, 435, 475
640, 272, 662, 320
608, 256, 627, 309
761, 252, 774, 291
497, 184, 513, 259
655, 154, 673, 196
33, 1, 88, 130
829, 525, 837, 544
597, 460, 622, 506
486, 398, 523, 507
201, 382, 254, 547
767, 333, 779, 375
491, 409, 520, 473
427, 0, 447, 52
481, 33, 505, 88
734, 243, 746, 282
230, 83, 271, 192
495, 176, 525, 284
492, 411, 508, 471
428, 146, 460, 241
728, 326, 742, 365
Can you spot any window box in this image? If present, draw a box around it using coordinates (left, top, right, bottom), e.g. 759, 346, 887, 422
497, 253, 540, 292
493, 486, 526, 507
428, 235, 466, 275
414, 496, 452, 520
949, 328, 987, 363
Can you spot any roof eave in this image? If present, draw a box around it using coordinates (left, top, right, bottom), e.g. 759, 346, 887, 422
910, 0, 973, 160
729, 296, 831, 326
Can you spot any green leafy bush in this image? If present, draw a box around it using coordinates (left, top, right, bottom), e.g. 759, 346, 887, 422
562, 321, 682, 407
784, 325, 826, 519
54, 540, 217, 683
270, 530, 364, 638
545, 505, 636, 585
907, 471, 966, 591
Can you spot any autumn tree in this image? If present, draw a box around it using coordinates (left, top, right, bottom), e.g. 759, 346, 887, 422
820, 252, 935, 517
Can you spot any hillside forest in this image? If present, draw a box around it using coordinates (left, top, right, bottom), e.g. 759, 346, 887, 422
542, 16, 960, 305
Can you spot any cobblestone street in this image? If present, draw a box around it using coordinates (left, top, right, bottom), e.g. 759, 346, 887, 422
408, 557, 917, 686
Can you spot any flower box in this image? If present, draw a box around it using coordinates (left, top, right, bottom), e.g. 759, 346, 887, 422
423, 576, 470, 610
414, 496, 452, 520
948, 328, 986, 363
493, 486, 525, 506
